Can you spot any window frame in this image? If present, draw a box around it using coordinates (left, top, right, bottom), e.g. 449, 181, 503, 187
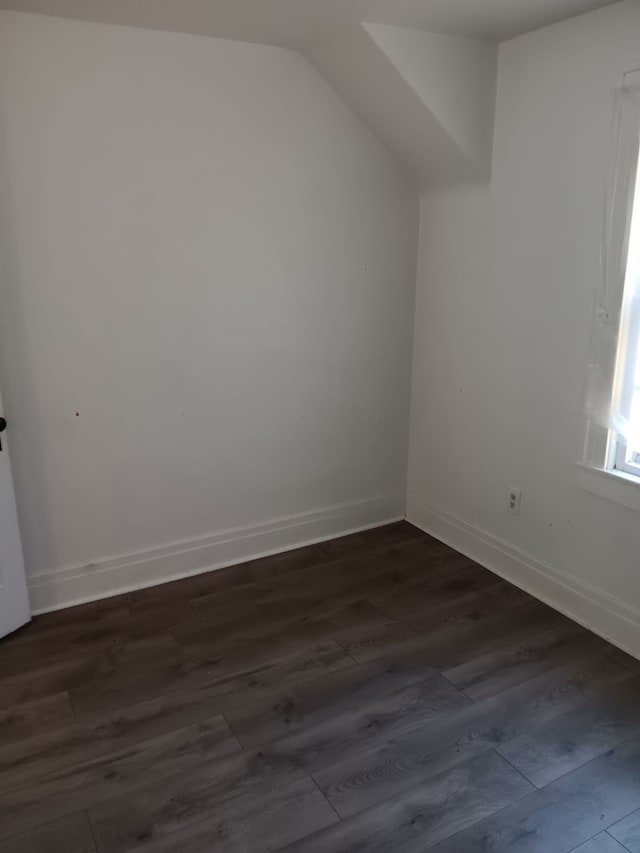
606, 80, 640, 481
612, 437, 640, 478
610, 277, 640, 476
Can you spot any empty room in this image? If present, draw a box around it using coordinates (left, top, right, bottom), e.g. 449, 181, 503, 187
2, 0, 640, 850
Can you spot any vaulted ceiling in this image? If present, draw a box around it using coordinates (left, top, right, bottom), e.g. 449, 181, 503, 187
0, 0, 619, 48
0, 0, 622, 188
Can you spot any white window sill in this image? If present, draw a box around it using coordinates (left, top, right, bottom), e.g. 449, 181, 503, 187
575, 461, 640, 513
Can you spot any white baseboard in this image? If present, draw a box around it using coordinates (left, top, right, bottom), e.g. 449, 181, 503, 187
28, 494, 405, 614
406, 492, 640, 660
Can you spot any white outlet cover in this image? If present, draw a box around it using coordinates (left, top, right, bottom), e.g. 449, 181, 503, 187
508, 488, 522, 516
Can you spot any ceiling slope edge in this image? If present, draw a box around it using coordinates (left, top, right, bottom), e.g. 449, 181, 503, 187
307, 22, 498, 187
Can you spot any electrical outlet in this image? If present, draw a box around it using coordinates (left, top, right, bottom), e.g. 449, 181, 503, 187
507, 487, 522, 516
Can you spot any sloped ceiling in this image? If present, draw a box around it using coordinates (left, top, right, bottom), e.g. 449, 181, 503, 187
0, 0, 621, 187
310, 24, 498, 186
0, 0, 620, 48
365, 24, 498, 178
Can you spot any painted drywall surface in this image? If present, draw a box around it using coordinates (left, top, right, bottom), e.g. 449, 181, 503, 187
408, 1, 640, 608
310, 23, 497, 187
363, 24, 498, 177
309, 25, 476, 188
0, 12, 417, 583
0, 0, 621, 48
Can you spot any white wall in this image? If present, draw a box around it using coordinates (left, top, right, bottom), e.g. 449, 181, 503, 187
408, 1, 640, 654
0, 12, 417, 608
310, 23, 497, 187
363, 24, 497, 177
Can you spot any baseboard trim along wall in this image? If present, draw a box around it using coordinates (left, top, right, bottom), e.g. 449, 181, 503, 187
406, 492, 640, 660
28, 494, 405, 614
30, 487, 640, 659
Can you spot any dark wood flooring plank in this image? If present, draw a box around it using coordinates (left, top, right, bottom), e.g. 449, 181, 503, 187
314, 647, 636, 818
279, 751, 533, 853
0, 813, 96, 853
190, 539, 433, 614
341, 552, 494, 613
137, 521, 428, 606
572, 834, 630, 853
368, 561, 504, 620
4, 600, 133, 649
339, 598, 571, 676
137, 521, 429, 607
3, 523, 639, 853
91, 776, 337, 853
498, 677, 640, 787
428, 732, 640, 853
399, 577, 536, 629
608, 807, 640, 851
254, 673, 471, 777
64, 634, 190, 718
87, 746, 309, 853
1, 600, 198, 674
335, 580, 533, 664
0, 634, 179, 711
0, 692, 75, 748
442, 622, 603, 701
224, 656, 437, 748
188, 539, 462, 627
71, 638, 352, 723
225, 521, 432, 591
173, 598, 388, 658
0, 652, 101, 710
0, 687, 240, 792
88, 674, 469, 852
0, 722, 118, 793
0, 642, 352, 792
0, 715, 239, 842
0, 524, 424, 666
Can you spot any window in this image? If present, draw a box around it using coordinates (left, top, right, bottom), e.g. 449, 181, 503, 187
609, 121, 640, 478
580, 71, 640, 492
578, 73, 640, 505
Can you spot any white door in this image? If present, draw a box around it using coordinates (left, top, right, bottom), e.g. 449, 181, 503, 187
0, 389, 30, 638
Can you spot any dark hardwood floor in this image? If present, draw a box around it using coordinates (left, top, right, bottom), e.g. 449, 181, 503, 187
1, 521, 640, 852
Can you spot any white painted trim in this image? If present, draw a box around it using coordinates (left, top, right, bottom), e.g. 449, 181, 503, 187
406, 492, 640, 660
575, 460, 640, 513
28, 494, 405, 614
